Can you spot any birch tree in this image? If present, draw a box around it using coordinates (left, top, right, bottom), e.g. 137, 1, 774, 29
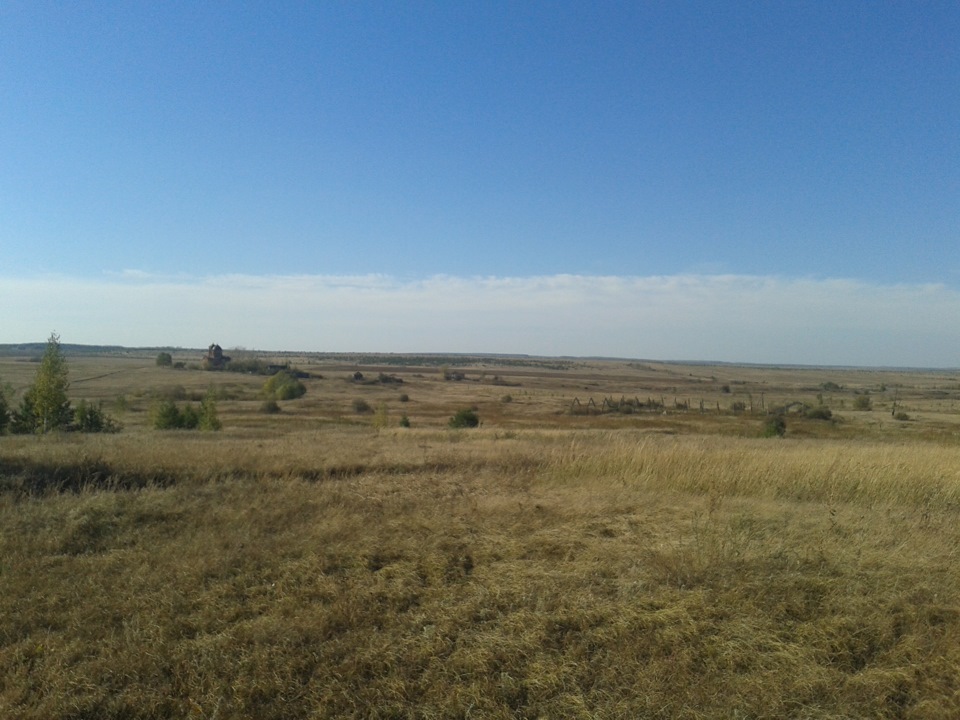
31, 333, 72, 433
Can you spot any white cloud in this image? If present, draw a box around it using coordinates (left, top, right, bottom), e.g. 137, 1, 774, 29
0, 272, 957, 367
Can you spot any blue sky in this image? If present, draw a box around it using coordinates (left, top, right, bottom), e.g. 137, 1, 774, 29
2, 2, 958, 365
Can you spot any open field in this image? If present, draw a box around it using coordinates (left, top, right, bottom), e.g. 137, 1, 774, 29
3, 349, 960, 718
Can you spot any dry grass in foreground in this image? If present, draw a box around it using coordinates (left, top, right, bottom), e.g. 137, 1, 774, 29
3, 429, 960, 718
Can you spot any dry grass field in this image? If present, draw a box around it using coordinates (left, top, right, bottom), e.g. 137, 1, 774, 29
2, 348, 960, 718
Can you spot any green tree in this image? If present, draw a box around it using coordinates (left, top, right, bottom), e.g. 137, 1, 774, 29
156, 352, 173, 367
10, 391, 36, 434
0, 382, 10, 434
31, 333, 72, 433
198, 389, 222, 431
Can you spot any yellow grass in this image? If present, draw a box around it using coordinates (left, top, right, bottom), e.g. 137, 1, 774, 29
2, 352, 960, 718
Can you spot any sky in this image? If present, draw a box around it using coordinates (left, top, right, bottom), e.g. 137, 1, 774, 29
1, 1, 958, 366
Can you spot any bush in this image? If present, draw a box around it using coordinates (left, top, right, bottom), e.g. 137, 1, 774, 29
449, 408, 480, 429
399, 414, 411, 428
762, 415, 786, 438
260, 399, 281, 414
399, 393, 410, 402
226, 357, 269, 375
0, 385, 9, 435
894, 411, 910, 421
853, 395, 873, 411
805, 406, 833, 421
10, 392, 37, 434
152, 399, 184, 430
180, 405, 200, 430
152, 399, 206, 430
73, 400, 121, 433
352, 398, 373, 414
156, 352, 173, 367
198, 390, 222, 431
263, 371, 306, 401
372, 403, 389, 430
156, 385, 188, 401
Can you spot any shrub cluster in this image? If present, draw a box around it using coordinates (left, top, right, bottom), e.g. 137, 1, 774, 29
352, 398, 373, 414
449, 408, 480, 428
226, 358, 270, 375
73, 400, 122, 433
152, 391, 221, 431
804, 406, 833, 421
762, 415, 786, 437
263, 371, 307, 401
260, 399, 281, 414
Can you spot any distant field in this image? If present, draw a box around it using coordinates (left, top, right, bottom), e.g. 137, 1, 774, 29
2, 349, 960, 718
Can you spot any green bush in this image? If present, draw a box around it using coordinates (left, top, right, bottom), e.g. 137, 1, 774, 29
0, 385, 9, 435
10, 392, 36, 434
156, 352, 173, 367
260, 399, 281, 414
449, 408, 480, 429
180, 405, 200, 430
73, 400, 121, 433
399, 414, 411, 428
762, 415, 786, 438
853, 395, 873, 411
227, 357, 270, 375
152, 400, 183, 429
152, 399, 207, 430
894, 411, 910, 421
198, 390, 222, 431
804, 406, 833, 421
263, 371, 306, 401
